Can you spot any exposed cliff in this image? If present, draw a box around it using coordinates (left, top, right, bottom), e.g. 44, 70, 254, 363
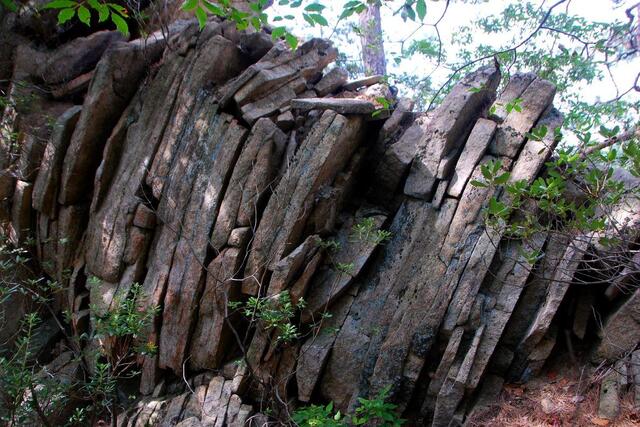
1, 14, 639, 427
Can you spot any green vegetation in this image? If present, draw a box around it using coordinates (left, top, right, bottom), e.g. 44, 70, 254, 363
0, 236, 157, 426
293, 386, 405, 427
351, 217, 392, 245
229, 290, 306, 343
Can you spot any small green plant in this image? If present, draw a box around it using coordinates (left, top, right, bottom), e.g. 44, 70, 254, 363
293, 401, 345, 427
489, 97, 523, 116
352, 386, 405, 426
351, 217, 392, 245
0, 234, 158, 425
292, 386, 405, 427
92, 282, 159, 358
230, 291, 306, 343
317, 237, 341, 252
372, 97, 392, 118
525, 124, 548, 142
334, 262, 355, 275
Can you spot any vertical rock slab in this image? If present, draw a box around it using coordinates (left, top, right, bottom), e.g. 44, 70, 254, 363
59, 31, 169, 204
404, 65, 500, 199
594, 286, 640, 361
147, 30, 249, 200
302, 213, 387, 323
32, 106, 82, 217
489, 72, 536, 123
432, 325, 485, 427
84, 45, 188, 283
488, 77, 556, 158
508, 107, 563, 184
210, 118, 286, 251
10, 180, 32, 242
447, 118, 497, 198
363, 152, 517, 408
157, 109, 247, 373
297, 284, 361, 402
370, 118, 425, 206
320, 199, 458, 410
422, 327, 464, 413
440, 155, 505, 260
508, 236, 589, 380
243, 110, 364, 295
465, 235, 546, 390
189, 248, 243, 370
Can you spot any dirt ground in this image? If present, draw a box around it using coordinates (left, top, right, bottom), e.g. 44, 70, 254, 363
467, 354, 640, 427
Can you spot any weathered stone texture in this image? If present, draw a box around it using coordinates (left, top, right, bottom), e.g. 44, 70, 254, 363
3, 18, 636, 427
404, 65, 500, 199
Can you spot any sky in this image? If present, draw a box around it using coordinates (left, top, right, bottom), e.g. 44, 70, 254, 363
269, 0, 640, 113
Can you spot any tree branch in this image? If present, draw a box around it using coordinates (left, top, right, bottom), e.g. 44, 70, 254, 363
581, 126, 640, 157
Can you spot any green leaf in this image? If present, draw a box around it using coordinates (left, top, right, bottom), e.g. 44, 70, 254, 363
250, 16, 260, 30
304, 2, 324, 12
375, 97, 390, 108
310, 13, 328, 26
494, 171, 511, 185
302, 12, 315, 26
481, 164, 492, 180
1, 0, 18, 12
470, 180, 488, 188
57, 7, 76, 24
44, 0, 75, 9
110, 12, 129, 35
97, 3, 109, 21
404, 5, 415, 21
202, 0, 223, 15
271, 26, 286, 39
195, 6, 207, 29
249, 1, 261, 12
87, 0, 109, 21
488, 197, 507, 217
285, 32, 297, 49
107, 3, 127, 16
77, 5, 91, 25
181, 0, 198, 11
416, 0, 426, 21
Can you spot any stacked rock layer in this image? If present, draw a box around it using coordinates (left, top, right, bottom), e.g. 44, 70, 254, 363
1, 17, 638, 426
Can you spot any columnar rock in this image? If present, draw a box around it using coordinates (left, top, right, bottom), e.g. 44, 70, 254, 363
2, 17, 637, 427
242, 110, 365, 295
58, 30, 171, 204
404, 65, 500, 199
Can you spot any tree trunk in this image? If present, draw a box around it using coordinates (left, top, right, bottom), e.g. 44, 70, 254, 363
358, 1, 386, 76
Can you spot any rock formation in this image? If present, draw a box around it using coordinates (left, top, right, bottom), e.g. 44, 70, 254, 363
1, 13, 638, 427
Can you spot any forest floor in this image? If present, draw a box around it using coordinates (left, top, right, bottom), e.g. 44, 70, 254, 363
468, 353, 640, 426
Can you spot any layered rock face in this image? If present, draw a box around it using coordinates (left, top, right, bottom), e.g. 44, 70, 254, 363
1, 16, 638, 426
